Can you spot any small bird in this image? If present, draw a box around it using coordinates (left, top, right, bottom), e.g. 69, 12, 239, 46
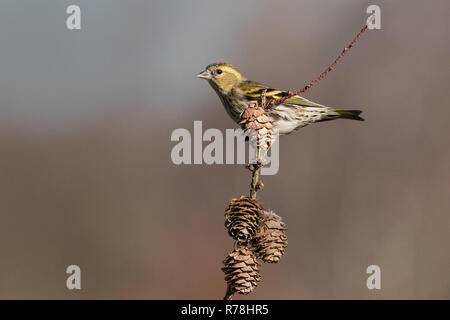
197, 62, 363, 135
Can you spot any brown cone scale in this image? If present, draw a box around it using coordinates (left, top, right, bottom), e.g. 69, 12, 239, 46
222, 246, 261, 295
240, 103, 273, 148
225, 196, 263, 243
252, 210, 288, 263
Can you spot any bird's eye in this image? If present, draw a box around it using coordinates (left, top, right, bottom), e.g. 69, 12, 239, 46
216, 69, 223, 75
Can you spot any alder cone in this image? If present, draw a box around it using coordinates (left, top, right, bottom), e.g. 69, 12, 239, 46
252, 210, 288, 263
225, 196, 263, 243
222, 246, 261, 295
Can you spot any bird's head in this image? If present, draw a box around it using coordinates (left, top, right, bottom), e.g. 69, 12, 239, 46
197, 62, 244, 94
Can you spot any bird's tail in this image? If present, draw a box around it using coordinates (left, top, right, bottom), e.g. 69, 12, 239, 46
334, 109, 364, 121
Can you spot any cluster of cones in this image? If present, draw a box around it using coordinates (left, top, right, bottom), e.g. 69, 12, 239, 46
222, 196, 288, 297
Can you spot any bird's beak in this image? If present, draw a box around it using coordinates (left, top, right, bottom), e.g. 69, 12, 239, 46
196, 70, 212, 80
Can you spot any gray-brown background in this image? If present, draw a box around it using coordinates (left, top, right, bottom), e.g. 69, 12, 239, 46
1, 0, 449, 299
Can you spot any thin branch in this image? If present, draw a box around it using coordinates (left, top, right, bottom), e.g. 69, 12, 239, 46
270, 18, 373, 107
223, 287, 234, 300
249, 162, 261, 199
249, 90, 266, 200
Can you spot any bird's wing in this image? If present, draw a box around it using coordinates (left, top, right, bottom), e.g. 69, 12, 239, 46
238, 80, 283, 100
282, 95, 327, 108
238, 80, 326, 108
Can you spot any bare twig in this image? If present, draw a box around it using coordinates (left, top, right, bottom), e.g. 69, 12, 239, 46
249, 89, 267, 200
249, 162, 261, 199
270, 18, 373, 107
224, 286, 234, 300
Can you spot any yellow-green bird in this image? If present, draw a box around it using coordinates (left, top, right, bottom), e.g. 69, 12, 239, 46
197, 62, 363, 135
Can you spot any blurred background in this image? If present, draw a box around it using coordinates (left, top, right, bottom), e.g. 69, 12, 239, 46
1, 0, 449, 299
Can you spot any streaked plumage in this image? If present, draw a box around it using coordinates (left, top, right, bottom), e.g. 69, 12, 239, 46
197, 62, 363, 135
